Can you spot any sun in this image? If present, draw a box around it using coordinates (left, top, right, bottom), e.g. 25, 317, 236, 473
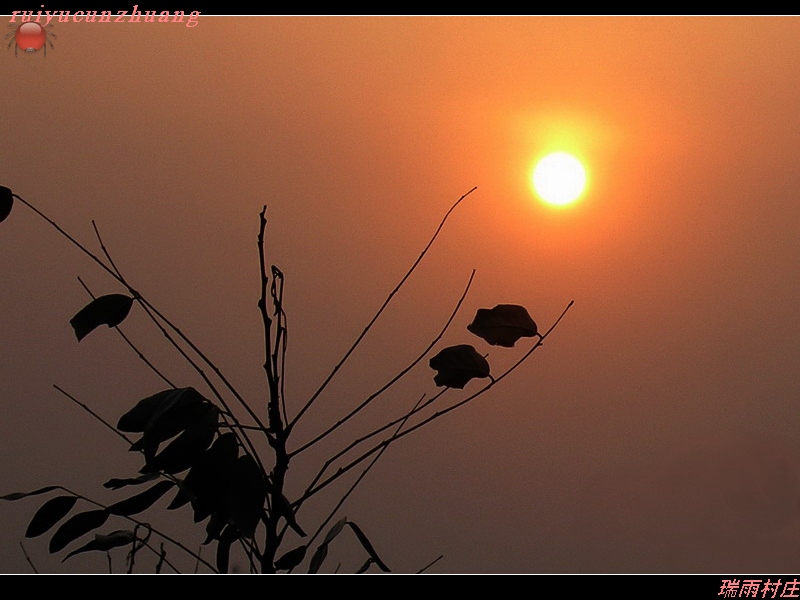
531, 152, 588, 207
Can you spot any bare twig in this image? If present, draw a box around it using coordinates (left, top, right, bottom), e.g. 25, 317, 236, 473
297, 301, 575, 504
91, 220, 125, 282
257, 206, 281, 436
417, 554, 444, 574
257, 206, 293, 573
88, 219, 268, 476
271, 265, 290, 429
53, 385, 132, 445
6, 186, 574, 574
288, 187, 478, 433
89, 222, 237, 419
89, 219, 253, 422
12, 193, 118, 282
302, 394, 426, 557
127, 524, 151, 574
19, 542, 38, 574
296, 388, 448, 507
290, 269, 476, 458
15, 193, 265, 448
77, 276, 175, 388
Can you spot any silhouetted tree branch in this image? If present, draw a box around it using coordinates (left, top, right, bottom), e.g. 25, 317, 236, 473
0, 184, 571, 573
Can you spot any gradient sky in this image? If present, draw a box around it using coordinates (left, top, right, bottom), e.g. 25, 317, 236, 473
2, 16, 800, 574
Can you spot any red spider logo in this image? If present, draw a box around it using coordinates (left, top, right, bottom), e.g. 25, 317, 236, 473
5, 22, 56, 57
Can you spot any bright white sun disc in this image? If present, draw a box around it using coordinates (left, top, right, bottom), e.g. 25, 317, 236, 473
532, 152, 587, 206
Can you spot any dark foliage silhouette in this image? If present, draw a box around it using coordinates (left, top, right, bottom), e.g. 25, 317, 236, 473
0, 184, 573, 573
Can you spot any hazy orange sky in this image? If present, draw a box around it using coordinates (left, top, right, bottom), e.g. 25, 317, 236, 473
2, 16, 800, 574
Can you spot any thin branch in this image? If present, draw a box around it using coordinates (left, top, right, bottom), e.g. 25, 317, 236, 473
89, 221, 235, 419
53, 385, 132, 445
15, 191, 266, 473
257, 206, 280, 435
137, 297, 268, 432
77, 276, 175, 388
132, 302, 227, 407
18, 542, 38, 574
15, 193, 266, 440
128, 297, 267, 470
288, 187, 478, 433
91, 220, 125, 281
52, 385, 258, 572
417, 554, 444, 574
271, 265, 289, 429
127, 523, 151, 574
50, 385, 257, 569
296, 388, 448, 508
12, 193, 119, 282
89, 220, 268, 475
298, 300, 575, 505
302, 394, 425, 556
290, 269, 475, 458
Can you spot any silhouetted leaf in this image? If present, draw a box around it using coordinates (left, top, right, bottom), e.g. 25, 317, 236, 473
322, 517, 347, 546
49, 509, 109, 553
203, 512, 226, 544
274, 545, 306, 571
117, 389, 177, 433
117, 387, 207, 433
107, 480, 174, 516
177, 432, 238, 521
166, 486, 191, 511
224, 454, 266, 538
309, 518, 347, 574
355, 559, 373, 574
347, 521, 390, 572
70, 294, 133, 341
25, 495, 78, 538
137, 406, 217, 465
1, 485, 60, 501
429, 344, 490, 388
275, 491, 305, 538
104, 473, 159, 490
309, 519, 380, 573
467, 304, 539, 347
140, 412, 217, 475
63, 530, 136, 561
308, 542, 328, 574
215, 525, 239, 574
120, 388, 218, 469
0, 186, 13, 223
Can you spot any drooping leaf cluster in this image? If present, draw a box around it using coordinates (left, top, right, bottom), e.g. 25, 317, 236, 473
2, 386, 271, 572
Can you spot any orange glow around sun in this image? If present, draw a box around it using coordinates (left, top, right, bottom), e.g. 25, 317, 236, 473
532, 151, 588, 207
518, 109, 617, 213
